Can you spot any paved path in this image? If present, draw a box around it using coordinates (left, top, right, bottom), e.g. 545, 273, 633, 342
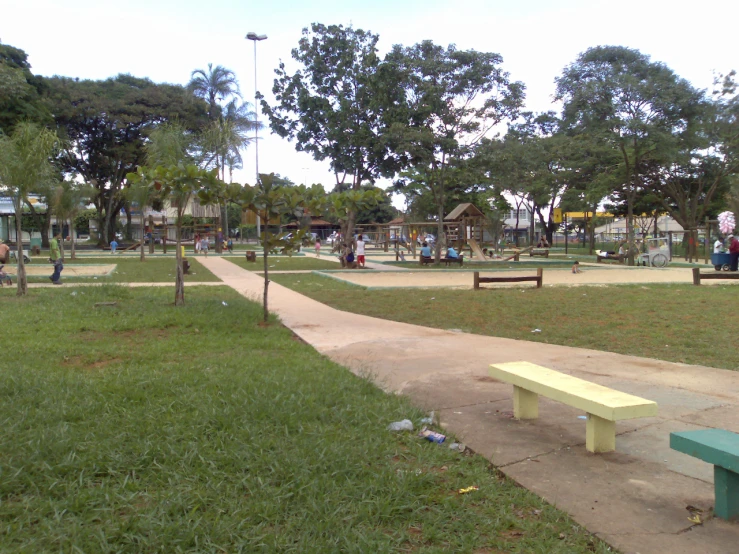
199, 257, 739, 553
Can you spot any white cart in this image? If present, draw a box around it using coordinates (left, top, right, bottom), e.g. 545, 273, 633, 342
639, 238, 670, 267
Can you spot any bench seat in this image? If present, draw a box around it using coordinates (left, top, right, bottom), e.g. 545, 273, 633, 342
670, 429, 739, 520
489, 361, 658, 453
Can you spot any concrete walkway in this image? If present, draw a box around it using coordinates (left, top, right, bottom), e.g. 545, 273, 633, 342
199, 257, 739, 554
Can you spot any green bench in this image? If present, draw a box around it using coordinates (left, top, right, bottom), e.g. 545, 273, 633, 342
670, 429, 739, 520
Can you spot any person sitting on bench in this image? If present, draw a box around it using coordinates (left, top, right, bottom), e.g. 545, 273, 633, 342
446, 245, 459, 259
420, 241, 432, 258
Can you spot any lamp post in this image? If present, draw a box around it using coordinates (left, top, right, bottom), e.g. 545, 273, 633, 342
246, 31, 267, 240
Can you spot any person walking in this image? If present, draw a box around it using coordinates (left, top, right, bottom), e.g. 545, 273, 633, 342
201, 235, 209, 257
109, 238, 118, 253
728, 234, 739, 272
356, 234, 366, 268
49, 234, 63, 285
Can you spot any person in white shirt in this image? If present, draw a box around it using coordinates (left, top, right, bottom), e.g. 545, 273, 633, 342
355, 234, 366, 268
714, 237, 725, 254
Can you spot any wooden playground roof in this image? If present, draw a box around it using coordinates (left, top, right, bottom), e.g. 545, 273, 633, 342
444, 203, 485, 221
284, 218, 337, 228
388, 216, 405, 225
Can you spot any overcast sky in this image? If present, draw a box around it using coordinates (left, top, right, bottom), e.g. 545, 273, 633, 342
3, 0, 737, 204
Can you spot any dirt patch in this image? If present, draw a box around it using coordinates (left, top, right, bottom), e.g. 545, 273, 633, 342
63, 355, 122, 370
475, 376, 499, 383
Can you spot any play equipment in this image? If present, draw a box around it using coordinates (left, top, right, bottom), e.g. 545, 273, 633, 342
467, 238, 486, 261
489, 361, 658, 453
501, 245, 533, 262
473, 269, 543, 289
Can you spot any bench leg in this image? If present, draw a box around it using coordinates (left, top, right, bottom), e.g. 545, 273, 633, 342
714, 466, 739, 520
513, 386, 538, 419
586, 414, 615, 453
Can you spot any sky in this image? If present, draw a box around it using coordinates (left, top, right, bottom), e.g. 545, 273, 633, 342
2, 0, 738, 206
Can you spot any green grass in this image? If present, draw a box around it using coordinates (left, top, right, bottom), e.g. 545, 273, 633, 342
13, 257, 221, 283
0, 286, 610, 553
270, 274, 739, 371
227, 255, 343, 272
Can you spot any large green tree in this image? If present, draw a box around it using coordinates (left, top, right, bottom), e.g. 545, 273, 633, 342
555, 46, 703, 264
387, 40, 524, 262
0, 42, 49, 134
262, 23, 406, 240
44, 74, 208, 245
188, 63, 240, 120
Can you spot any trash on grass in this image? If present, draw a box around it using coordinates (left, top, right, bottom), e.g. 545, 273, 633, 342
420, 411, 434, 425
531, 328, 542, 333
458, 486, 478, 494
419, 427, 446, 443
222, 301, 228, 306
387, 419, 414, 431
71, 291, 77, 296
448, 442, 466, 452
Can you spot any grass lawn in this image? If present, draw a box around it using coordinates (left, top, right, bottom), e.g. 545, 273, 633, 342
270, 274, 739, 371
0, 286, 610, 553
15, 257, 221, 283
227, 255, 342, 272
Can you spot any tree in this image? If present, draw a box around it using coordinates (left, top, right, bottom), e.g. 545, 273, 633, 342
45, 74, 208, 245
262, 23, 405, 240
128, 123, 220, 305
124, 180, 156, 262
555, 46, 703, 264
0, 42, 49, 134
218, 176, 321, 322
387, 40, 524, 262
51, 181, 93, 260
188, 64, 240, 120
0, 122, 59, 295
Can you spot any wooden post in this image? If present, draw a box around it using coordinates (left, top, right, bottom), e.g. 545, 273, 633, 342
536, 268, 543, 288
586, 413, 616, 453
514, 252, 520, 262
705, 217, 710, 265
692, 267, 701, 286
148, 215, 154, 254
473, 271, 480, 290
513, 386, 539, 419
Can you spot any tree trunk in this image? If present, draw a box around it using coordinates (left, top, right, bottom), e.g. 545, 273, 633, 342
40, 210, 50, 248
262, 245, 269, 323
140, 216, 146, 262
124, 205, 133, 240
627, 191, 635, 266
13, 203, 27, 296
345, 210, 358, 250
436, 200, 444, 263
174, 216, 184, 306
70, 217, 76, 260
149, 215, 155, 254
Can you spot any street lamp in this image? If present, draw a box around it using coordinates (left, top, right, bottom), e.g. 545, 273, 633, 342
246, 31, 267, 239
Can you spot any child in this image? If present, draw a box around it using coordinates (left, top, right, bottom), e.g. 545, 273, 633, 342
315, 238, 321, 257
572, 260, 581, 274
356, 234, 366, 268
227, 238, 234, 254
109, 238, 118, 253
0, 265, 12, 287
201, 235, 209, 256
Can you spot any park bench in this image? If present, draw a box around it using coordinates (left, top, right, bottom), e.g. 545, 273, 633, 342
670, 429, 739, 520
420, 255, 464, 267
473, 269, 543, 289
529, 249, 549, 258
596, 253, 624, 264
691, 267, 739, 285
488, 361, 658, 453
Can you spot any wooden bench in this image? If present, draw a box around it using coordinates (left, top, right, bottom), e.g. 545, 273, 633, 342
489, 361, 658, 453
474, 269, 543, 289
596, 254, 624, 264
420, 255, 464, 267
529, 249, 549, 258
671, 429, 739, 520
692, 267, 739, 285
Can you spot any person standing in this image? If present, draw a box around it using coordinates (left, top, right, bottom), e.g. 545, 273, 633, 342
714, 237, 725, 254
49, 234, 63, 285
109, 238, 118, 253
0, 239, 9, 264
201, 235, 209, 257
314, 237, 321, 257
356, 234, 366, 268
728, 234, 739, 272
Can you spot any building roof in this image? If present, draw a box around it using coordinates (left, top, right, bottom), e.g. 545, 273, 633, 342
388, 216, 405, 225
284, 219, 337, 228
444, 203, 485, 221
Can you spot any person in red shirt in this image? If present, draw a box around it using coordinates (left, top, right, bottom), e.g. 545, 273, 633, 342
728, 234, 739, 271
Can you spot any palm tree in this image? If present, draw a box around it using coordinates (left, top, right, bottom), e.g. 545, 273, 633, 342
0, 122, 59, 295
52, 182, 92, 261
188, 64, 241, 120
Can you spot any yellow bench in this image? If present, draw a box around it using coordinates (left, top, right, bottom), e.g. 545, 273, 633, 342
489, 361, 658, 453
